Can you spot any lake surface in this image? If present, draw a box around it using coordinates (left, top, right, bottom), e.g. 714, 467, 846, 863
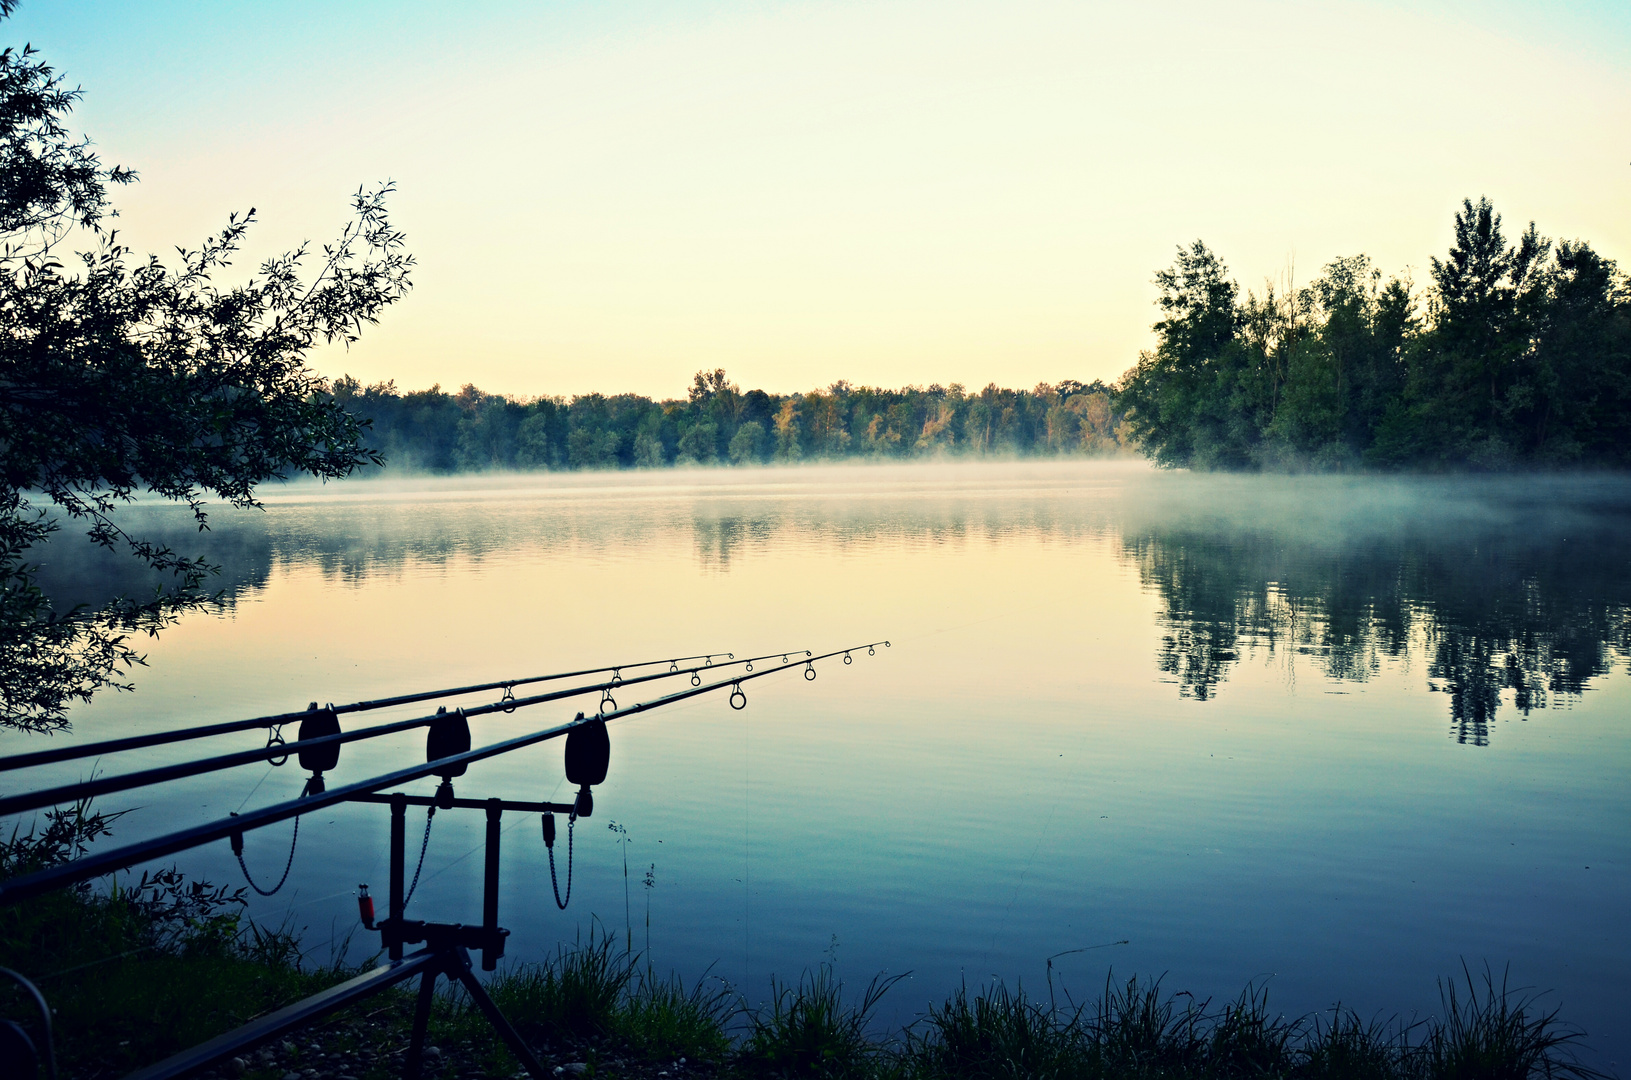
14, 462, 1631, 1062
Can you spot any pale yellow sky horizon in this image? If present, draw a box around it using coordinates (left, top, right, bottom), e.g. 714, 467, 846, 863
21, 0, 1631, 400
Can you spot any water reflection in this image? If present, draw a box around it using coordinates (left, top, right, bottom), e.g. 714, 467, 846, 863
1125, 483, 1631, 744
30, 468, 1631, 746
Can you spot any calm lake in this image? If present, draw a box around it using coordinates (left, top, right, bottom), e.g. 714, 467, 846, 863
15, 462, 1631, 1061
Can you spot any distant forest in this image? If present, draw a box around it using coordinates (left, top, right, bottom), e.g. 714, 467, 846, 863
334, 196, 1629, 474
331, 374, 1132, 472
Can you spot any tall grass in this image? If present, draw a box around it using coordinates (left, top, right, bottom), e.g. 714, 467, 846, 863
1, 864, 1612, 1080
740, 966, 905, 1079
1420, 965, 1607, 1080
438, 924, 733, 1066
896, 966, 1611, 1080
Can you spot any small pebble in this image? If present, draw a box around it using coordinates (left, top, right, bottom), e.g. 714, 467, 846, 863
281, 1072, 300, 1080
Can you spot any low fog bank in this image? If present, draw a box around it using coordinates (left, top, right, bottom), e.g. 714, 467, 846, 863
33, 458, 1631, 608
28, 461, 1631, 742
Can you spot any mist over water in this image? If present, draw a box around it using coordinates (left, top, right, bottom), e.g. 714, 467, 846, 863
17, 462, 1631, 1063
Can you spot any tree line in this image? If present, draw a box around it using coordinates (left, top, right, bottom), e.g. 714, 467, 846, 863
330, 372, 1132, 472
1118, 197, 1631, 469
343, 196, 1628, 475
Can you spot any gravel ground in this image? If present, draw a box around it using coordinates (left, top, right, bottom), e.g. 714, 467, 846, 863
104, 1005, 723, 1080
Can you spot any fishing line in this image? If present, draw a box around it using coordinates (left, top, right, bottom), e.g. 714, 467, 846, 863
234, 764, 276, 813
410, 792, 545, 893
991, 693, 1099, 964
270, 777, 551, 919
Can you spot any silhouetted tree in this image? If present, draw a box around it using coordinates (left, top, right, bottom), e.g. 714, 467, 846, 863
0, 9, 411, 727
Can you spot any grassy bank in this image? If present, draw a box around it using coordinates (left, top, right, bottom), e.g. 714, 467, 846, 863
0, 816, 1611, 1080
0, 884, 1614, 1080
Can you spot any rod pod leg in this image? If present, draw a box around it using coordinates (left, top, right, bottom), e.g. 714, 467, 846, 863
449, 947, 549, 1079
405, 961, 439, 1080
389, 794, 407, 962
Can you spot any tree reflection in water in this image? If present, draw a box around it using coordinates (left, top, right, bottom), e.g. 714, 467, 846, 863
20, 470, 1631, 747
1129, 505, 1631, 745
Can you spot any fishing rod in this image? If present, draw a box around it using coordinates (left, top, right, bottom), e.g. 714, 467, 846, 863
0, 651, 743, 774
0, 649, 818, 820
0, 641, 889, 908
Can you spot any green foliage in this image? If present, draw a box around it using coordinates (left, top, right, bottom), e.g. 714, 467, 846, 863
0, 494, 177, 730
0, 800, 352, 1076
505, 926, 634, 1039
0, 6, 412, 728
730, 420, 769, 464
1116, 198, 1631, 471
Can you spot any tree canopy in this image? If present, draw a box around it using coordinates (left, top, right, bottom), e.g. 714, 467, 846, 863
1116, 198, 1631, 470
0, 12, 412, 728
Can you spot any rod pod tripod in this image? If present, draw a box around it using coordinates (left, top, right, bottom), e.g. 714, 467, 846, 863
0, 646, 889, 1080
361, 789, 590, 1080
122, 789, 585, 1080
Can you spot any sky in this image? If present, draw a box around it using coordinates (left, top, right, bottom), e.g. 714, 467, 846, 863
15, 0, 1631, 400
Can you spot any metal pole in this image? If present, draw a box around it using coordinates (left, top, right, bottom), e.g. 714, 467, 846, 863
452, 948, 549, 1077
482, 799, 501, 971
0, 651, 760, 773
389, 794, 406, 962
405, 963, 439, 1080
0, 642, 888, 907
0, 650, 818, 816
